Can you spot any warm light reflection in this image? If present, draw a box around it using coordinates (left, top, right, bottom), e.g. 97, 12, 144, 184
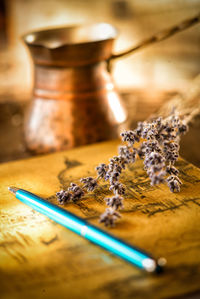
26, 34, 35, 43
106, 82, 114, 91
89, 23, 116, 41
107, 91, 126, 123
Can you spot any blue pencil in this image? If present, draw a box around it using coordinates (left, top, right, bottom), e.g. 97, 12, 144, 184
8, 186, 166, 273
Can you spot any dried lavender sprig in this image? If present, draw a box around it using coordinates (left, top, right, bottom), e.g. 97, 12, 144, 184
144, 151, 165, 170
141, 113, 188, 191
118, 146, 137, 163
166, 165, 179, 176
109, 182, 126, 195
105, 195, 124, 210
167, 175, 182, 192
56, 190, 72, 204
68, 183, 84, 201
56, 111, 190, 227
80, 177, 98, 192
99, 208, 121, 227
120, 130, 139, 145
149, 170, 166, 186
96, 163, 108, 179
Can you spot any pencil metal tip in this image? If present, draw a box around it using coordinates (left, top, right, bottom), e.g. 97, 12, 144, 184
155, 257, 167, 274
142, 257, 167, 273
142, 258, 157, 272
157, 257, 167, 267
8, 186, 19, 194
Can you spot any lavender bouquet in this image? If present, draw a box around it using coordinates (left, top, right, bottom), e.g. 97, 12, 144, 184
56, 112, 191, 227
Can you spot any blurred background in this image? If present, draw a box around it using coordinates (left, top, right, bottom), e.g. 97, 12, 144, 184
0, 0, 200, 163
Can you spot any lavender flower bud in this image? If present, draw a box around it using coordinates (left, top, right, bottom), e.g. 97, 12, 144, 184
108, 157, 116, 172
120, 130, 139, 145
109, 171, 120, 185
154, 117, 163, 128
99, 208, 121, 227
118, 145, 129, 157
144, 151, 165, 169
96, 163, 108, 179
109, 182, 126, 195
137, 142, 146, 159
166, 165, 179, 176
118, 156, 128, 169
147, 164, 163, 174
118, 146, 136, 163
163, 141, 179, 164
80, 177, 98, 192
68, 183, 84, 201
104, 171, 111, 181
171, 115, 180, 127
113, 164, 122, 174
56, 190, 72, 204
142, 123, 159, 140
149, 170, 166, 185
167, 175, 182, 192
141, 124, 149, 139
135, 121, 144, 137
110, 155, 125, 166
144, 140, 161, 155
105, 155, 127, 182
161, 122, 176, 140
105, 195, 124, 210
178, 122, 188, 135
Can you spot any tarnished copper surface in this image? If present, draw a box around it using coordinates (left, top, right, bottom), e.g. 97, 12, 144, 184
23, 23, 127, 154
23, 16, 200, 154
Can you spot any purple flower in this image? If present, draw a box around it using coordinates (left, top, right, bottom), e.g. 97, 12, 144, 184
96, 163, 108, 179
105, 156, 126, 182
118, 146, 136, 163
56, 190, 72, 204
149, 171, 166, 185
118, 156, 128, 169
109, 182, 126, 195
68, 183, 84, 201
171, 116, 188, 135
163, 141, 179, 164
109, 171, 120, 185
99, 208, 121, 227
144, 140, 162, 155
167, 175, 182, 192
141, 123, 158, 140
178, 122, 188, 135
80, 177, 98, 191
166, 165, 179, 175
120, 130, 139, 145
105, 195, 124, 210
144, 151, 165, 169
137, 142, 146, 159
118, 145, 129, 158
55, 112, 189, 226
135, 121, 144, 137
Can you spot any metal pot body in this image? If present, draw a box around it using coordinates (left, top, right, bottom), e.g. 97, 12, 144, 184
23, 24, 127, 153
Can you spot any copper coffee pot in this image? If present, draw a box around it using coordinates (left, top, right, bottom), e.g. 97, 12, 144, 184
23, 23, 127, 154
23, 16, 200, 154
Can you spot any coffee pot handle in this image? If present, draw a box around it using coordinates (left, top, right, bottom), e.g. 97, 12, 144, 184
110, 13, 200, 61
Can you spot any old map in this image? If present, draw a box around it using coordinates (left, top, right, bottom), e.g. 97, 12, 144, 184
1, 140, 200, 298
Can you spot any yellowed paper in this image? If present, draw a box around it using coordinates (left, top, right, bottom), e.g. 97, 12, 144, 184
1, 140, 200, 298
